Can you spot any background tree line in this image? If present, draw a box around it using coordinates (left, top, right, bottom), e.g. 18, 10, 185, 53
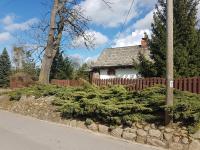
0, 46, 89, 88
50, 49, 90, 81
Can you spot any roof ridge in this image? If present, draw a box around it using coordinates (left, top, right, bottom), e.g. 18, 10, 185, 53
107, 45, 140, 49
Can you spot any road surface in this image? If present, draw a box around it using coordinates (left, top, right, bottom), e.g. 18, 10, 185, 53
0, 110, 162, 150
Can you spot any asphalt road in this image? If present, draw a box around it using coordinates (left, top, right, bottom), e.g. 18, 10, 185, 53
0, 110, 163, 150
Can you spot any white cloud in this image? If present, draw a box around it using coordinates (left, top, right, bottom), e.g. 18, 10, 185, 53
4, 17, 39, 31
68, 54, 82, 60
66, 53, 98, 66
67, 54, 83, 67
72, 30, 108, 48
85, 55, 98, 63
113, 29, 150, 47
112, 8, 155, 48
1, 15, 15, 25
133, 10, 154, 30
0, 15, 39, 44
92, 30, 108, 45
80, 0, 156, 27
0, 32, 12, 42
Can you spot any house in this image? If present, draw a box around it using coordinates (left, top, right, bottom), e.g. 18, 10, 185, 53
90, 38, 150, 80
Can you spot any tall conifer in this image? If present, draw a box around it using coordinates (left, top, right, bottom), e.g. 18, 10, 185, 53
50, 50, 74, 80
0, 48, 11, 87
137, 0, 200, 77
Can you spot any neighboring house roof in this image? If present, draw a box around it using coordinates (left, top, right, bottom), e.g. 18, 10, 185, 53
92, 46, 150, 68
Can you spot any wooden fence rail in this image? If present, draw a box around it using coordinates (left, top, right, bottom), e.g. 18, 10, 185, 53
92, 77, 200, 94
48, 77, 200, 94
10, 77, 200, 94
51, 79, 84, 87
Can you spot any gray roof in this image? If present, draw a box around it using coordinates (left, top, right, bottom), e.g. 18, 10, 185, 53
92, 46, 150, 68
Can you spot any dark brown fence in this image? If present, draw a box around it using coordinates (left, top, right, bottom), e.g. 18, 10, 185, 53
51, 79, 84, 87
10, 73, 34, 89
92, 77, 200, 94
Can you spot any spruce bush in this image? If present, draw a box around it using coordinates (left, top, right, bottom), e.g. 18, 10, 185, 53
8, 83, 200, 132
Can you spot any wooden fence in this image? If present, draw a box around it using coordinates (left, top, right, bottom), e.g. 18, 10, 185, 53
10, 73, 34, 89
92, 77, 200, 94
51, 79, 84, 87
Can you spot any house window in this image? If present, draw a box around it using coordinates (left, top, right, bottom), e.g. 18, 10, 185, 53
107, 68, 116, 75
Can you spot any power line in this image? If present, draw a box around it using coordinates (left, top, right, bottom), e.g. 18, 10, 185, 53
106, 0, 135, 48
102, 0, 113, 10
120, 0, 134, 34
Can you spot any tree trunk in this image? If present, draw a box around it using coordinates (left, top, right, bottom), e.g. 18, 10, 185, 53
39, 0, 58, 84
39, 0, 88, 84
39, 48, 55, 84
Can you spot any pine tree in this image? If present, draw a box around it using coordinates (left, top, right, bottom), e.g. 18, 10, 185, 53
50, 50, 74, 80
75, 63, 89, 81
133, 53, 157, 77
187, 29, 200, 76
0, 48, 11, 87
137, 0, 200, 77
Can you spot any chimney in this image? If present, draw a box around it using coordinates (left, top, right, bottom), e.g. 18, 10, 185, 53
141, 38, 148, 48
141, 33, 148, 49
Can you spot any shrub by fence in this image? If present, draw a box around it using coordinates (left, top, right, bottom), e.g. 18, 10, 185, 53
92, 77, 200, 94
51, 79, 84, 87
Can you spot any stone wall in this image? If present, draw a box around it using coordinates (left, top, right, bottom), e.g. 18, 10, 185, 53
0, 95, 199, 150
65, 120, 200, 150
0, 89, 12, 95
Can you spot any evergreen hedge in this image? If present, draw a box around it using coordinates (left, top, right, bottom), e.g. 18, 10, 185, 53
8, 83, 200, 132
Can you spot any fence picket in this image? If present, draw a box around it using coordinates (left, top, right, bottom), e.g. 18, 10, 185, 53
48, 77, 200, 94
193, 77, 197, 93
188, 78, 192, 92
198, 77, 200, 94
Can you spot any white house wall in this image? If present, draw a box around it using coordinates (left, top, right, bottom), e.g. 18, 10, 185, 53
99, 68, 138, 79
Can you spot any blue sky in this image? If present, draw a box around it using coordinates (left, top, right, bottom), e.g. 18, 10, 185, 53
0, 0, 157, 63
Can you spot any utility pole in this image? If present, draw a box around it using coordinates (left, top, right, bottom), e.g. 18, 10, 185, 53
165, 0, 174, 125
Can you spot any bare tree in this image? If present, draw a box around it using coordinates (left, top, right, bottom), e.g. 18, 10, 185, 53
15, 0, 111, 84
39, 0, 92, 84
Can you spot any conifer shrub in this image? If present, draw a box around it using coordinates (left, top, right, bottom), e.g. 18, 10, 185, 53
8, 83, 200, 132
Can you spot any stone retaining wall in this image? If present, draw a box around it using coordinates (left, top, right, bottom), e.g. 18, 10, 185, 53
62, 120, 200, 150
0, 95, 199, 150
0, 89, 12, 95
